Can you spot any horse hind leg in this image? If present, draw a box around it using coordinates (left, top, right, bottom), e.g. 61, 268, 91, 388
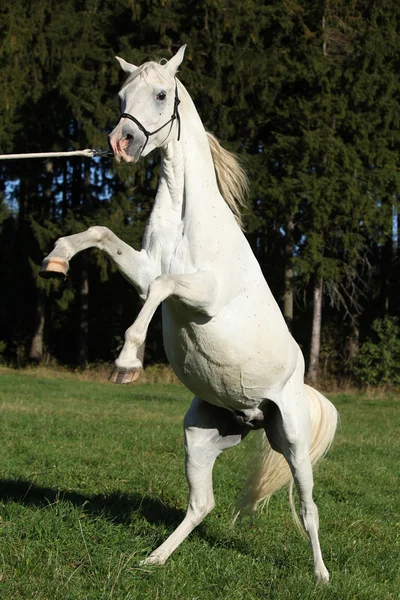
288, 443, 329, 582
142, 396, 248, 565
265, 400, 330, 583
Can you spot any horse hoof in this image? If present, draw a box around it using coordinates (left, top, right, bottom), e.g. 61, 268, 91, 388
315, 566, 330, 584
109, 367, 141, 384
39, 258, 69, 279
140, 554, 166, 566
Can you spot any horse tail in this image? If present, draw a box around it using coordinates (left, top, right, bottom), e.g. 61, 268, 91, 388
236, 385, 338, 518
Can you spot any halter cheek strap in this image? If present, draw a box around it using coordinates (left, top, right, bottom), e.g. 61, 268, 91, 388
116, 82, 181, 155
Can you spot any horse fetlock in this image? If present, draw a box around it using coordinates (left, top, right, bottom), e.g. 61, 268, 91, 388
110, 348, 142, 383
115, 352, 142, 370
53, 237, 74, 258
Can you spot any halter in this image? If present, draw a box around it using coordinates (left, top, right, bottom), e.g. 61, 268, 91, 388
115, 82, 181, 155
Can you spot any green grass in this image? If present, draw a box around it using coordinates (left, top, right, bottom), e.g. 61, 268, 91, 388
0, 371, 399, 599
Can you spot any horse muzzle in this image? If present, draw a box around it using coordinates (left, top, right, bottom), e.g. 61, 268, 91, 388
108, 124, 144, 163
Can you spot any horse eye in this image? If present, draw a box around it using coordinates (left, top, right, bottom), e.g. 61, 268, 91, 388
156, 92, 166, 101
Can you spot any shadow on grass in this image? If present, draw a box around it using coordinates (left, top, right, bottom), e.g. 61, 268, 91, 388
0, 478, 257, 557
0, 478, 184, 528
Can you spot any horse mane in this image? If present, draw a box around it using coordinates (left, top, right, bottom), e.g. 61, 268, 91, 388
206, 132, 249, 229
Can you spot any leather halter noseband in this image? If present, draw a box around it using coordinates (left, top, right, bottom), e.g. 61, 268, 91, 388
115, 82, 181, 155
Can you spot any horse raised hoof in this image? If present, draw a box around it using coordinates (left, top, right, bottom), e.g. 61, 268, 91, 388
39, 258, 69, 279
109, 366, 141, 384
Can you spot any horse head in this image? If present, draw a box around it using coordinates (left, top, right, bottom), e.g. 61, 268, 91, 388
108, 46, 186, 162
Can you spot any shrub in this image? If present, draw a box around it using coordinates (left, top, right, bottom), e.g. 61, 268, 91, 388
353, 317, 400, 386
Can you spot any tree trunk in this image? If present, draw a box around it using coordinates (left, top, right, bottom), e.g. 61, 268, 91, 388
29, 292, 46, 363
78, 162, 91, 368
346, 321, 359, 363
44, 159, 54, 218
78, 253, 89, 368
307, 275, 323, 384
283, 216, 294, 330
62, 161, 68, 218
380, 238, 392, 316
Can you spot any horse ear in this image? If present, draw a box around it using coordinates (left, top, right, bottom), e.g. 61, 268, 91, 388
166, 45, 187, 75
115, 56, 137, 74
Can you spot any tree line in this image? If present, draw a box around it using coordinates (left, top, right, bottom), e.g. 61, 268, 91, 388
0, 0, 399, 386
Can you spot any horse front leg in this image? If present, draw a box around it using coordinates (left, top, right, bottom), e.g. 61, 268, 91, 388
110, 271, 218, 383
40, 226, 158, 381
40, 226, 155, 298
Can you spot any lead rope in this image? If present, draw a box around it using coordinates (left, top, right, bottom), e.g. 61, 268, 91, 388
0, 149, 112, 160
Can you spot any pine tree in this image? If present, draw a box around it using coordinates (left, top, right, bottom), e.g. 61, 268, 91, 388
1, 0, 399, 379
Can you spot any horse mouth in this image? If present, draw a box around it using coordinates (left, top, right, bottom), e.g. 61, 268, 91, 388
115, 148, 135, 163
109, 133, 142, 163
115, 135, 134, 163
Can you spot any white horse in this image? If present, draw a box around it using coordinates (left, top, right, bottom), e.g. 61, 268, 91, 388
40, 46, 338, 582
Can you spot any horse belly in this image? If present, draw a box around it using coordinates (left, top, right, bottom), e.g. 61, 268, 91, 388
162, 300, 297, 410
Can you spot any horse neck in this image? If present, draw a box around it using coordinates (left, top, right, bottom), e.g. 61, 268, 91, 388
153, 83, 222, 228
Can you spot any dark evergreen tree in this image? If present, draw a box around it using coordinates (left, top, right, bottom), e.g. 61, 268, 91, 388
0, 0, 399, 384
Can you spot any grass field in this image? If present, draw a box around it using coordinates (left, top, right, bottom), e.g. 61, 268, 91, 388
0, 370, 399, 599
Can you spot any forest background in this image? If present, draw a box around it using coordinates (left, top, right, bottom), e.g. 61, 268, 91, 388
0, 0, 399, 387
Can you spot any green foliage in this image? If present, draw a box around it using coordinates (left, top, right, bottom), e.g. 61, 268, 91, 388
353, 317, 400, 386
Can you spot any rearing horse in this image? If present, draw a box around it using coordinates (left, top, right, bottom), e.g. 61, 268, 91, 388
40, 46, 338, 582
